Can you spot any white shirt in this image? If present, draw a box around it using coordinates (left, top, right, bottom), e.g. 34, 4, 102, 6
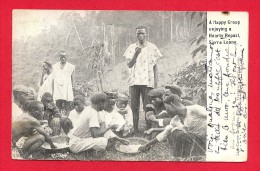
99, 109, 126, 132
37, 73, 54, 101
156, 105, 207, 142
68, 106, 100, 139
124, 42, 162, 88
53, 62, 75, 101
114, 104, 133, 130
12, 103, 23, 122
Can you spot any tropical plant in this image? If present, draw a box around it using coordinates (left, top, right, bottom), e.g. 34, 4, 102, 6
186, 12, 207, 58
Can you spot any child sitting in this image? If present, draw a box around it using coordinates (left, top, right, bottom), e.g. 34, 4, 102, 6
103, 97, 124, 130
114, 93, 133, 137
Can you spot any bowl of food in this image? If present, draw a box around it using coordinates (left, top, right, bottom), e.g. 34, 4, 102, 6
115, 137, 149, 154
42, 135, 69, 153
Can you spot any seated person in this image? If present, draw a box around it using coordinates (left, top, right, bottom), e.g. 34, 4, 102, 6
68, 93, 120, 154
99, 96, 129, 144
41, 92, 73, 135
41, 92, 61, 135
165, 85, 194, 106
165, 85, 182, 97
12, 85, 30, 122
139, 104, 207, 158
21, 88, 41, 117
147, 94, 185, 129
12, 100, 57, 159
145, 89, 167, 129
103, 96, 126, 133
114, 93, 133, 137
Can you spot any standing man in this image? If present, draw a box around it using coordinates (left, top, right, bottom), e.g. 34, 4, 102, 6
53, 50, 75, 116
123, 25, 163, 134
37, 60, 54, 101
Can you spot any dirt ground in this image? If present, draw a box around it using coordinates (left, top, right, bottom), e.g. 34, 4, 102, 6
34, 110, 205, 162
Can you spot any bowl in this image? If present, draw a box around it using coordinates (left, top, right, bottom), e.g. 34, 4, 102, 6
42, 135, 69, 153
115, 137, 149, 154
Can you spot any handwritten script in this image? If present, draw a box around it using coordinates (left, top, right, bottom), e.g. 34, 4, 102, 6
206, 12, 248, 161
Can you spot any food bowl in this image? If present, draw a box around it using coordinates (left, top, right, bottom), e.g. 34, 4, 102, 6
42, 135, 69, 153
115, 137, 149, 154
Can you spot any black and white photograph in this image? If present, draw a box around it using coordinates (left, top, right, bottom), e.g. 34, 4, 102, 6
12, 10, 207, 161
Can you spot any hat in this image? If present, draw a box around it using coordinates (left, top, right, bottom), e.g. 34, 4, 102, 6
104, 91, 117, 99
13, 85, 30, 94
165, 85, 182, 97
164, 94, 182, 106
148, 89, 164, 98
117, 93, 129, 102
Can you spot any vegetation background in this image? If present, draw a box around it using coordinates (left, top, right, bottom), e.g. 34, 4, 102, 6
12, 10, 207, 161
13, 10, 206, 105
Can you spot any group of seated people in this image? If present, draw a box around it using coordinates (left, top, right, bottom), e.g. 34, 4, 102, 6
12, 84, 206, 159
12, 85, 133, 159
140, 87, 207, 158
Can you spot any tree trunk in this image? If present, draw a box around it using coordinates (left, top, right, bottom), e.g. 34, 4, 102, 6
73, 20, 86, 56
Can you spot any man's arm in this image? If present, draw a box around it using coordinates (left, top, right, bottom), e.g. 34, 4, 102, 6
33, 124, 56, 148
127, 47, 141, 68
90, 127, 100, 138
153, 64, 158, 88
51, 76, 54, 95
139, 138, 159, 151
90, 122, 118, 138
144, 127, 165, 134
71, 71, 75, 87
170, 103, 187, 118
39, 73, 45, 86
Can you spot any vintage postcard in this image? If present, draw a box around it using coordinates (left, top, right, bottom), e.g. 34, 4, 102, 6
12, 10, 248, 162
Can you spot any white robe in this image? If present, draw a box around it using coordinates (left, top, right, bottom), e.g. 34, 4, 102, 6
37, 73, 53, 101
52, 62, 75, 101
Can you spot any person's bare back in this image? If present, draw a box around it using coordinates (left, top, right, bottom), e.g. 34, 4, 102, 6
12, 101, 57, 159
12, 114, 40, 143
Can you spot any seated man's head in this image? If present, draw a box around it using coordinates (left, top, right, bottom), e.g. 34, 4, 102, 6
164, 94, 183, 116
148, 89, 164, 108
73, 95, 86, 113
116, 93, 129, 110
27, 100, 44, 120
165, 85, 182, 97
41, 92, 54, 109
164, 89, 173, 98
90, 92, 108, 112
13, 85, 30, 108
104, 98, 116, 113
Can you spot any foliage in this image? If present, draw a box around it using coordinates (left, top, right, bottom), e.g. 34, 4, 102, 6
186, 12, 207, 58
13, 11, 205, 96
